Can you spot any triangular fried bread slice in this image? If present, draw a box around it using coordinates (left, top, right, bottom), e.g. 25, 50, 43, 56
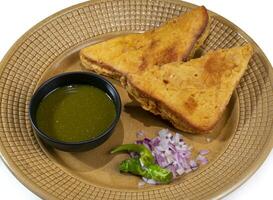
122, 44, 253, 133
80, 6, 209, 79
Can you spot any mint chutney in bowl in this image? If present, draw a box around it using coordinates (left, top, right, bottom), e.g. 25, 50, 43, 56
29, 72, 121, 151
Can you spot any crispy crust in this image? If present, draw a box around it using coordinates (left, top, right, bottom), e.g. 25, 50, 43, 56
124, 44, 253, 133
80, 54, 121, 79
80, 6, 210, 79
121, 76, 209, 134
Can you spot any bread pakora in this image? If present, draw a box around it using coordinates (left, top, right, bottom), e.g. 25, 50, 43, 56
80, 6, 209, 79
122, 44, 253, 133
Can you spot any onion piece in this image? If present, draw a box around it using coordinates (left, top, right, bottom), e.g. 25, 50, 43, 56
158, 129, 169, 138
189, 160, 198, 170
196, 155, 208, 165
199, 149, 209, 155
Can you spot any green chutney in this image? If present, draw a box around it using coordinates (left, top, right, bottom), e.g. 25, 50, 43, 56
36, 84, 116, 142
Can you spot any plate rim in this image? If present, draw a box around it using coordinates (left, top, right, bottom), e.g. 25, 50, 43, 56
0, 0, 272, 199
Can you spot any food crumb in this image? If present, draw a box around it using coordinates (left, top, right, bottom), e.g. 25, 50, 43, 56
138, 181, 145, 187
206, 137, 211, 143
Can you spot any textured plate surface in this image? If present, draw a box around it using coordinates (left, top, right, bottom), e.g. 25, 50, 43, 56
0, 0, 272, 199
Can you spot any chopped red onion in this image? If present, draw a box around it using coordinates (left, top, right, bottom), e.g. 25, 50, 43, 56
136, 140, 143, 145
166, 165, 177, 178
158, 129, 169, 138
199, 149, 209, 155
133, 129, 209, 184
173, 133, 180, 144
196, 155, 208, 165
189, 160, 198, 170
142, 138, 152, 151
151, 137, 160, 147
154, 152, 165, 165
176, 168, 185, 175
185, 168, 192, 173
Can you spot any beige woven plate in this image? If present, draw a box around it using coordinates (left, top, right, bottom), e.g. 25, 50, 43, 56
0, 0, 272, 199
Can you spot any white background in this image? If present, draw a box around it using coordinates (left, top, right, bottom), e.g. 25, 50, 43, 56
0, 0, 272, 199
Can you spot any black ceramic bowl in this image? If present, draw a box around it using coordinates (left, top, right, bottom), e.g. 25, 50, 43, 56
29, 72, 121, 152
